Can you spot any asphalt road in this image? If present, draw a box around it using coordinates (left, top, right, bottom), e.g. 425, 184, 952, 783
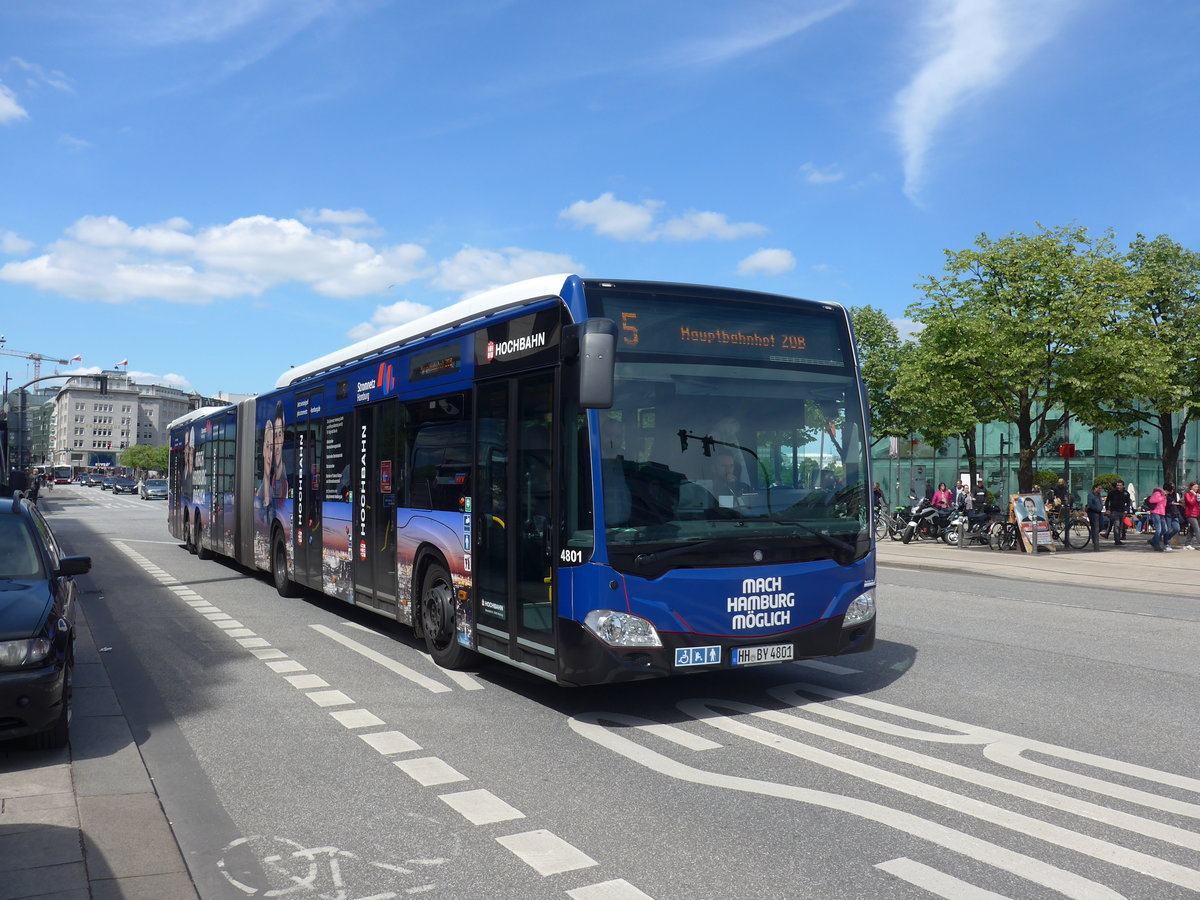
42, 485, 1200, 899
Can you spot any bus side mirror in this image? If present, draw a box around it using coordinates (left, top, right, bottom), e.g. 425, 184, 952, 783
568, 318, 617, 409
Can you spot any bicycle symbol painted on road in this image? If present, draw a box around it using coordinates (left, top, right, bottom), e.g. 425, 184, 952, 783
217, 835, 447, 899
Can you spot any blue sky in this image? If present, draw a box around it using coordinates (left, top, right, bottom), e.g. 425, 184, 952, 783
2, 0, 1198, 398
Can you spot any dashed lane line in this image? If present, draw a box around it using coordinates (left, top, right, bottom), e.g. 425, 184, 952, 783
110, 540, 656, 899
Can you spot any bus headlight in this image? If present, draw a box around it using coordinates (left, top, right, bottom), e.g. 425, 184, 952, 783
584, 610, 663, 648
842, 589, 875, 628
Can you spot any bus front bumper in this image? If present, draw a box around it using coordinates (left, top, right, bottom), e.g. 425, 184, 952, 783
555, 614, 874, 686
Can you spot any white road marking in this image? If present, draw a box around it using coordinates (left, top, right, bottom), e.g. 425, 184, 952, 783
205, 613, 234, 621
764, 685, 1200, 852
438, 789, 525, 825
791, 682, 1200, 813
285, 674, 330, 690
634, 722, 720, 752
394, 757, 468, 787
310, 624, 452, 694
571, 712, 1121, 900
186, 600, 211, 608
238, 637, 271, 648
358, 730, 421, 755
567, 879, 655, 900
334, 622, 483, 691
306, 690, 354, 707
495, 830, 597, 877
214, 620, 246, 630
267, 660, 307, 674
250, 648, 288, 661
875, 858, 1012, 899
329, 709, 386, 729
680, 697, 1200, 892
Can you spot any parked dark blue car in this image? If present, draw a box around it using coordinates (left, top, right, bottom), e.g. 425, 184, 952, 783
0, 495, 90, 749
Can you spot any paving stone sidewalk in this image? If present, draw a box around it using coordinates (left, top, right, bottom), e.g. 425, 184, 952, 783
0, 602, 197, 900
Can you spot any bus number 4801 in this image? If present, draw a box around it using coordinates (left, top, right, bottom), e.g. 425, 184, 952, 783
560, 548, 584, 564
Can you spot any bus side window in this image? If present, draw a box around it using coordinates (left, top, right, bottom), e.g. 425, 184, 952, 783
408, 421, 471, 512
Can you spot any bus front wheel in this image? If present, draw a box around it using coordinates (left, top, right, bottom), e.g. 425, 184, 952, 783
420, 561, 474, 670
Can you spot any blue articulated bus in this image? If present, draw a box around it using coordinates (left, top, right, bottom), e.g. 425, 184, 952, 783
168, 275, 875, 684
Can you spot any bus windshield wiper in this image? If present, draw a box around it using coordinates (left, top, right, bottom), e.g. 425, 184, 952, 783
774, 520, 857, 556
634, 539, 723, 569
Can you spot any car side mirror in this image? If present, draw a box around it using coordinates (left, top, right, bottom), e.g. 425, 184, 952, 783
57, 556, 92, 577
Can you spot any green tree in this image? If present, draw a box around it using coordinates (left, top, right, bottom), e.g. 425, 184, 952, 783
849, 305, 915, 442
906, 224, 1154, 492
121, 444, 168, 475
1122, 234, 1200, 485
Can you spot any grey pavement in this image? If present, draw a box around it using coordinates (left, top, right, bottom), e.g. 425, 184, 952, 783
876, 523, 1200, 598
3, 520, 1195, 900
1, 601, 197, 900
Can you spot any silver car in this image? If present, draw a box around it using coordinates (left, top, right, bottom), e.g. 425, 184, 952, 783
139, 478, 168, 500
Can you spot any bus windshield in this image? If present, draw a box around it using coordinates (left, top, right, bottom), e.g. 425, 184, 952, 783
588, 286, 869, 575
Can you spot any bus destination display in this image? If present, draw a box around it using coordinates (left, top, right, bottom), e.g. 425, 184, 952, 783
600, 294, 847, 368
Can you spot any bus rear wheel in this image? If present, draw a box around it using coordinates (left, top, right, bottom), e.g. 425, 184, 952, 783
196, 520, 214, 560
420, 561, 473, 670
272, 533, 299, 598
184, 518, 197, 554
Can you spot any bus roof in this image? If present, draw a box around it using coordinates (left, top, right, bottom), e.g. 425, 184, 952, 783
167, 405, 233, 431
275, 273, 578, 390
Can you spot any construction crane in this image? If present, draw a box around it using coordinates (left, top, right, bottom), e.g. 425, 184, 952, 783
0, 335, 71, 382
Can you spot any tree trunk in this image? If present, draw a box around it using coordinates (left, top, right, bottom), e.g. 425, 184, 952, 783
1159, 410, 1190, 487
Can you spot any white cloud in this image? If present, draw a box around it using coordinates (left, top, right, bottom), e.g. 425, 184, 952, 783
9, 57, 73, 94
346, 299, 435, 341
0, 84, 28, 124
299, 207, 375, 226
800, 162, 845, 185
655, 2, 850, 69
60, 134, 93, 151
0, 213, 433, 303
435, 246, 581, 294
560, 193, 662, 241
562, 193, 766, 242
893, 318, 924, 341
737, 248, 796, 276
1, 231, 34, 254
893, 0, 1079, 199
660, 210, 767, 241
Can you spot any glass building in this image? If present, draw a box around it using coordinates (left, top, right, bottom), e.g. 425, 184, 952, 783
871, 415, 1200, 506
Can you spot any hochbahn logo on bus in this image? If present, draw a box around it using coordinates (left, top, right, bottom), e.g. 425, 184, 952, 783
727, 577, 795, 630
485, 331, 547, 362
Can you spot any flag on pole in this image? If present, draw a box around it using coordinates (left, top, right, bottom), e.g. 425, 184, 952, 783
69, 354, 82, 362
116, 359, 128, 367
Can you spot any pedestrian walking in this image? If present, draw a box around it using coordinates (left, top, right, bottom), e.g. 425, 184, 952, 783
1183, 482, 1200, 549
1167, 483, 1186, 548
1104, 479, 1131, 545
1146, 485, 1179, 551
1085, 484, 1104, 550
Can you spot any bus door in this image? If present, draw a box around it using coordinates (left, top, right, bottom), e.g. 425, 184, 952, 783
475, 371, 556, 673
294, 389, 325, 590
210, 411, 235, 557
352, 401, 399, 614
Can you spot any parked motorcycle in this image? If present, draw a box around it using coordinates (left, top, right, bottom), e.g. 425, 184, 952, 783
943, 503, 997, 546
900, 496, 940, 543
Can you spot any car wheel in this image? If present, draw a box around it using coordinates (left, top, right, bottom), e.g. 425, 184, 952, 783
419, 560, 474, 670
27, 650, 72, 751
